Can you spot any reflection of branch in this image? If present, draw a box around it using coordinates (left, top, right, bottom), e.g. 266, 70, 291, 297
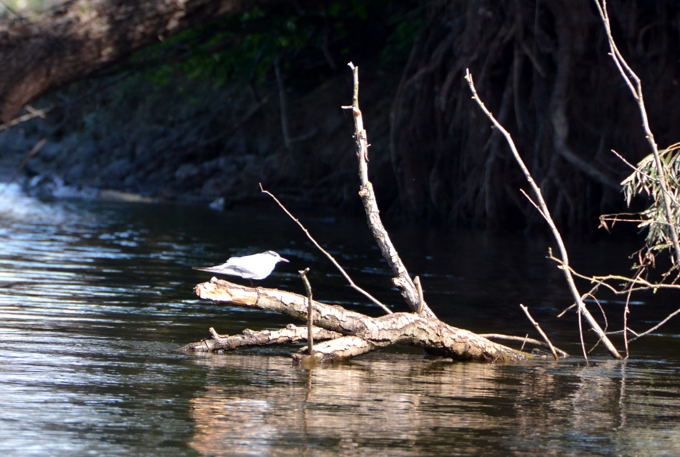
342, 62, 436, 319
465, 69, 621, 360
260, 184, 392, 315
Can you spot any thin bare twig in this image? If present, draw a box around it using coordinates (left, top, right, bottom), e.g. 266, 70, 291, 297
299, 268, 314, 355
465, 68, 621, 359
519, 304, 561, 360
547, 250, 680, 294
0, 105, 49, 132
628, 308, 680, 342
481, 333, 568, 358
260, 184, 392, 314
594, 0, 680, 266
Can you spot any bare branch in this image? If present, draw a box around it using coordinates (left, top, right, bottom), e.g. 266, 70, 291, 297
519, 305, 563, 360
299, 268, 315, 355
465, 68, 621, 359
594, 0, 680, 266
629, 308, 680, 342
481, 333, 568, 358
180, 324, 341, 353
260, 184, 392, 315
342, 62, 437, 319
192, 277, 529, 362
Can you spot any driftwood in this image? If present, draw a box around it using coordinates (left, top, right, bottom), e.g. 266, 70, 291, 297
182, 278, 529, 363
184, 64, 557, 363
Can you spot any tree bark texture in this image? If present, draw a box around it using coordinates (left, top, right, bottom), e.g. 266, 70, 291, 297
187, 277, 529, 363
0, 0, 280, 123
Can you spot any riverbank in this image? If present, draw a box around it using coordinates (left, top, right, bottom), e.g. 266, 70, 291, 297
0, 65, 399, 214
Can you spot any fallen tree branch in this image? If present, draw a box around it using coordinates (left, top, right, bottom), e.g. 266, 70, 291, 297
180, 323, 341, 353
188, 66, 535, 363
188, 278, 529, 363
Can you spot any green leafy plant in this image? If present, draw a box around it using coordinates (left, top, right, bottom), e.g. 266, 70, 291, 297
622, 142, 680, 256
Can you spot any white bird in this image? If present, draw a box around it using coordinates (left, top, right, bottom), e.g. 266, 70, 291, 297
193, 250, 289, 280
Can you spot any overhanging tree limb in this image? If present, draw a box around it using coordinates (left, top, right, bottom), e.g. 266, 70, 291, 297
593, 0, 680, 267
0, 0, 283, 123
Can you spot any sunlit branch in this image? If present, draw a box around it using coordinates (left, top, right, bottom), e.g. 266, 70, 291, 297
465, 68, 621, 360
260, 184, 392, 315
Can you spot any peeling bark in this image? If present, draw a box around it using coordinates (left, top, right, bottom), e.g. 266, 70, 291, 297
180, 324, 341, 353
185, 278, 530, 363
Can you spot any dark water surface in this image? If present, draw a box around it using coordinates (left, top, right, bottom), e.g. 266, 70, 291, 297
1, 182, 680, 456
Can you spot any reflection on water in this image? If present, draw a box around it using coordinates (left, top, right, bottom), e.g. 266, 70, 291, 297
1, 182, 680, 456
187, 354, 680, 457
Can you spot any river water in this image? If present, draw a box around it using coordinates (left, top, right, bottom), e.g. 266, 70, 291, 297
1, 182, 680, 456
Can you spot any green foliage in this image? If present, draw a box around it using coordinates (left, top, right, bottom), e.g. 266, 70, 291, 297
54, 0, 424, 150
622, 143, 680, 254
129, 0, 423, 90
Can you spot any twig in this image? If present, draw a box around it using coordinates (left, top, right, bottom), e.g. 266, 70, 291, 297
260, 184, 392, 314
209, 327, 223, 340
546, 250, 680, 295
519, 304, 560, 360
299, 268, 314, 355
413, 276, 424, 315
628, 307, 680, 342
465, 68, 621, 359
0, 104, 49, 132
594, 0, 680, 267
342, 62, 437, 319
481, 332, 568, 358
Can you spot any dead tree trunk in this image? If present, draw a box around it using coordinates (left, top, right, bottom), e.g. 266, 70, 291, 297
0, 0, 281, 123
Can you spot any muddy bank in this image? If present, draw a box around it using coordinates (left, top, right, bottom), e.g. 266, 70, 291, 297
0, 65, 399, 212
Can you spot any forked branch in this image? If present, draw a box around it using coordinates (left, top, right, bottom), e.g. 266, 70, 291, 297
465, 69, 621, 360
342, 62, 436, 319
